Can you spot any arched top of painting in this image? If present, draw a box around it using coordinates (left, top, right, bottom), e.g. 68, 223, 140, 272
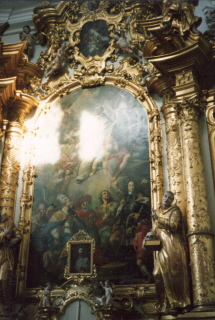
79, 20, 110, 57
55, 86, 148, 126
32, 86, 150, 205
46, 81, 158, 118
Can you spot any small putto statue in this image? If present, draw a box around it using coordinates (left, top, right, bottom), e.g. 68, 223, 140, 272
100, 280, 113, 306
111, 29, 141, 62
40, 282, 52, 308
19, 25, 37, 59
45, 42, 67, 78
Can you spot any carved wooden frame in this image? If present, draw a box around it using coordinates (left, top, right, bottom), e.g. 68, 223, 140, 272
64, 230, 96, 281
16, 78, 163, 299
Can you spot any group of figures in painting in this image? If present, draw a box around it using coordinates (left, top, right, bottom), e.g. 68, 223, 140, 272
30, 190, 191, 315
29, 181, 152, 286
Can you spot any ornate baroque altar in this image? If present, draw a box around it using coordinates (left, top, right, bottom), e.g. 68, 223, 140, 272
1, 1, 215, 319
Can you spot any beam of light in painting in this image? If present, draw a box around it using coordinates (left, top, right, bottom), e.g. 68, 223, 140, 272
34, 107, 63, 165
21, 104, 64, 167
79, 110, 104, 161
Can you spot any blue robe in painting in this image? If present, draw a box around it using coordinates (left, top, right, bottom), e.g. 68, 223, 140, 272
43, 210, 86, 249
42, 209, 87, 268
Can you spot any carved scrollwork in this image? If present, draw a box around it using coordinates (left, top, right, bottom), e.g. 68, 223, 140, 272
39, 72, 75, 100
24, 76, 42, 95
16, 263, 26, 281
65, 1, 80, 23
74, 69, 105, 88
206, 105, 215, 126
160, 0, 202, 36
112, 56, 148, 86
22, 166, 36, 186
18, 216, 30, 234
175, 70, 194, 86
179, 97, 204, 124
113, 295, 133, 310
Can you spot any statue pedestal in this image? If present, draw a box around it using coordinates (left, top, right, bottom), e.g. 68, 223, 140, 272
161, 311, 215, 320
95, 305, 140, 320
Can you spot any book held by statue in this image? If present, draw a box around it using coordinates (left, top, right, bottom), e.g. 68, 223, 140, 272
144, 240, 161, 250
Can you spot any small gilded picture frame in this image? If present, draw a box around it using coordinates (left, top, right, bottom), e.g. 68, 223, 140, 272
64, 230, 96, 279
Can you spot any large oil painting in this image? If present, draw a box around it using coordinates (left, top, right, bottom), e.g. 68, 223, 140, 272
27, 86, 153, 288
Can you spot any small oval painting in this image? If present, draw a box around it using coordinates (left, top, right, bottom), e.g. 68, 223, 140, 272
79, 20, 110, 57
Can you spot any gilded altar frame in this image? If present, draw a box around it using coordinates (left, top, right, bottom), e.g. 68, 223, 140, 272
16, 75, 163, 297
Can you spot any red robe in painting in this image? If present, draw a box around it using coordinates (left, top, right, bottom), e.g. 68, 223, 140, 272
132, 224, 151, 260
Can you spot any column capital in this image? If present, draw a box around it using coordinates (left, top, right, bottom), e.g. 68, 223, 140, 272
177, 96, 204, 121
5, 91, 39, 125
161, 101, 178, 118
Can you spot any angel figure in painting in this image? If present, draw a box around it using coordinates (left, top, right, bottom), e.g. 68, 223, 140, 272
111, 28, 141, 62
100, 280, 113, 305
148, 191, 191, 315
45, 42, 67, 77
19, 25, 37, 59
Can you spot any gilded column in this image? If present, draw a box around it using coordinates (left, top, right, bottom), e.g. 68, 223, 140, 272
149, 110, 164, 208
16, 128, 36, 295
0, 121, 24, 219
205, 90, 215, 187
180, 98, 215, 310
161, 101, 185, 214
0, 93, 38, 220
